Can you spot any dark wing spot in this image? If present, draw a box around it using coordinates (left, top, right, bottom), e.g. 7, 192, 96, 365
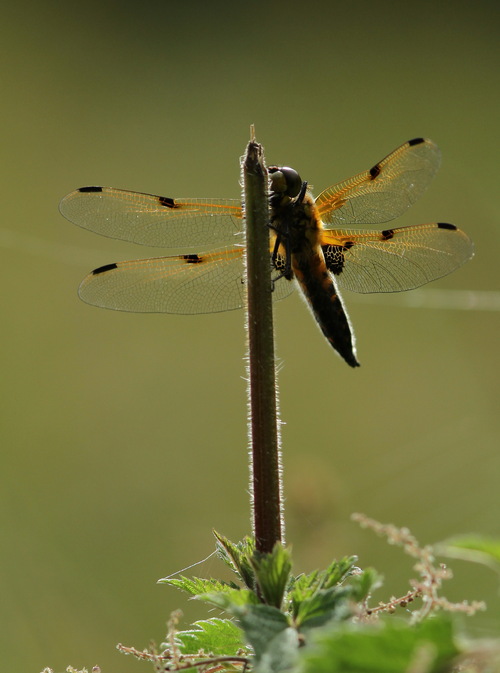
158, 196, 177, 208
79, 186, 103, 193
437, 222, 457, 231
408, 137, 425, 146
369, 163, 381, 179
182, 254, 203, 264
380, 228, 394, 240
344, 240, 355, 249
93, 262, 118, 275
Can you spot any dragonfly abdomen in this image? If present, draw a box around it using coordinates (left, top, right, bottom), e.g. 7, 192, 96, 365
292, 251, 360, 368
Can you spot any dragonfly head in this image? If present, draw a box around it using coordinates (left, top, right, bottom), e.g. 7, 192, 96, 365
268, 166, 303, 198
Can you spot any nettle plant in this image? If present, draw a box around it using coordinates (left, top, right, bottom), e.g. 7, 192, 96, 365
55, 136, 499, 673
118, 524, 490, 673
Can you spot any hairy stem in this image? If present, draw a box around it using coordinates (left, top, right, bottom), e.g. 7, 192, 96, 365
242, 132, 284, 552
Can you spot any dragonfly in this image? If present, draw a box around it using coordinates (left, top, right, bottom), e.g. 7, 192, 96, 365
60, 138, 473, 367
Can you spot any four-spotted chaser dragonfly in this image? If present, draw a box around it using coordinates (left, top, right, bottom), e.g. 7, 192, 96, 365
60, 138, 473, 367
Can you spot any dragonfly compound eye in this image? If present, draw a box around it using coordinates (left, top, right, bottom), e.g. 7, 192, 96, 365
269, 166, 303, 198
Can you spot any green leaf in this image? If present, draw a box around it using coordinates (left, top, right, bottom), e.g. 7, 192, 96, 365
288, 557, 362, 628
214, 531, 257, 590
159, 575, 237, 596
438, 535, 500, 573
255, 625, 300, 673
289, 557, 358, 603
197, 588, 261, 610
160, 575, 262, 613
347, 567, 383, 602
293, 586, 354, 630
298, 616, 459, 673
231, 603, 299, 672
175, 618, 246, 656
252, 543, 293, 608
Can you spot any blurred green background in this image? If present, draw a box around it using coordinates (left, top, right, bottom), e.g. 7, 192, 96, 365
2, 0, 499, 671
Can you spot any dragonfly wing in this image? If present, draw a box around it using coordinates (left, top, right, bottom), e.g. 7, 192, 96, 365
321, 223, 474, 294
60, 187, 243, 247
78, 247, 294, 314
316, 138, 441, 226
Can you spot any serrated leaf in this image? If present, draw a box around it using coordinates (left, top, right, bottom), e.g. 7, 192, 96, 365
230, 603, 297, 669
197, 588, 261, 610
317, 556, 359, 588
294, 586, 354, 630
289, 556, 357, 603
289, 569, 320, 598
252, 543, 292, 608
255, 626, 300, 673
175, 618, 245, 656
214, 531, 257, 590
298, 616, 458, 673
159, 575, 236, 596
288, 557, 360, 626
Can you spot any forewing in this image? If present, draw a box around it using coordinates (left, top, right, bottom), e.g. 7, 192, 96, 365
315, 138, 441, 226
78, 247, 294, 314
321, 223, 474, 293
60, 187, 243, 247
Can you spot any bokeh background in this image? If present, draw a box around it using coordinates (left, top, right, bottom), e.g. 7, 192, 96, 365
2, 1, 499, 671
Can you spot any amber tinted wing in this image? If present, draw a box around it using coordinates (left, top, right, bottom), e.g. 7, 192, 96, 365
315, 138, 441, 226
321, 223, 474, 294
78, 247, 294, 314
59, 187, 243, 247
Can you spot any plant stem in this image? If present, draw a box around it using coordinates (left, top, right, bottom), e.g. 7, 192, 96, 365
242, 132, 284, 553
